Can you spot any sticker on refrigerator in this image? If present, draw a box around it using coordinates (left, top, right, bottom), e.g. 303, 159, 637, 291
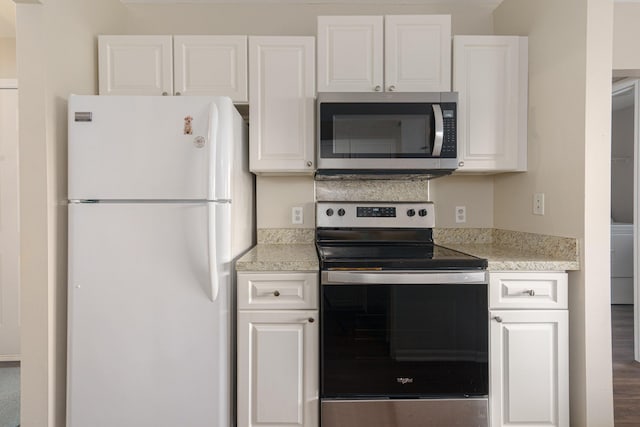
193, 136, 206, 148
184, 116, 193, 135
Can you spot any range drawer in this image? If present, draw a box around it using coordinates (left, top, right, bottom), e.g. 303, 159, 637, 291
238, 272, 318, 310
489, 271, 568, 310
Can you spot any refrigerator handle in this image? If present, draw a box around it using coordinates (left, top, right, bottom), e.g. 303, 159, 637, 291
207, 202, 219, 301
207, 102, 220, 201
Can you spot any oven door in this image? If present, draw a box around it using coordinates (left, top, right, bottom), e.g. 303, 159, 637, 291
320, 270, 488, 399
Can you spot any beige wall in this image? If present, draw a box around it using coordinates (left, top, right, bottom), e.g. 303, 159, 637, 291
15, 1, 127, 425
0, 37, 16, 78
613, 3, 640, 71
494, 1, 614, 426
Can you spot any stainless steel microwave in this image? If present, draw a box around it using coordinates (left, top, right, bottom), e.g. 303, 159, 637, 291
316, 92, 458, 179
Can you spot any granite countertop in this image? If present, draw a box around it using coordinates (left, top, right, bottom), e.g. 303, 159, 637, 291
236, 244, 319, 272
445, 243, 580, 271
237, 228, 580, 273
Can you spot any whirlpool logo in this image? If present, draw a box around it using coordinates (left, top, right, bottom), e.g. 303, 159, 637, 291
396, 377, 414, 385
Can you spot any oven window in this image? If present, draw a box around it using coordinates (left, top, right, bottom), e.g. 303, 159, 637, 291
319, 103, 435, 159
321, 283, 488, 398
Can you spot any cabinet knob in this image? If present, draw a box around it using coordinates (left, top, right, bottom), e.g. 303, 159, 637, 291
273, 290, 280, 297
493, 316, 503, 323
458, 161, 465, 167
374, 85, 382, 92
162, 92, 168, 96
308, 317, 315, 323
306, 161, 313, 167
526, 289, 536, 296
175, 91, 181, 96
388, 85, 396, 92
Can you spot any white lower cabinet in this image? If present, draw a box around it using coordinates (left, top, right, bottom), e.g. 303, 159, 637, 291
237, 272, 319, 427
489, 272, 569, 427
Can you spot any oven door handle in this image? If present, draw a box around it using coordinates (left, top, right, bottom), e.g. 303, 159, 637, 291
323, 270, 486, 285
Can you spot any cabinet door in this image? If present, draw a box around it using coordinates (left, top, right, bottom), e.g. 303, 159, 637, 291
317, 16, 383, 92
490, 310, 569, 427
98, 35, 173, 96
173, 35, 248, 101
385, 15, 451, 92
237, 310, 318, 427
249, 37, 315, 174
453, 36, 528, 172
0, 84, 19, 360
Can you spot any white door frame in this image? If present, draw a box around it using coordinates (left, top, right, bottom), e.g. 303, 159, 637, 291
613, 77, 640, 362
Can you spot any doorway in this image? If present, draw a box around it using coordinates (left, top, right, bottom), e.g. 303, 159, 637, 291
611, 78, 640, 425
0, 78, 20, 427
611, 78, 640, 361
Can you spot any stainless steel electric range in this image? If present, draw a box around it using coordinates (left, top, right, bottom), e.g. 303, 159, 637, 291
316, 202, 489, 427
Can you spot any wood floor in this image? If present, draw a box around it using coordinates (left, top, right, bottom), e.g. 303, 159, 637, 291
612, 305, 640, 426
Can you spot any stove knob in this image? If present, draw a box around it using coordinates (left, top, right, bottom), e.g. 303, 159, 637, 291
337, 208, 346, 216
326, 208, 334, 217
407, 209, 416, 217
419, 209, 428, 217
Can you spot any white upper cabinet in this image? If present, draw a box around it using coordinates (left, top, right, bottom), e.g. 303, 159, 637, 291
453, 36, 528, 172
385, 15, 451, 92
173, 35, 247, 100
317, 15, 451, 93
317, 16, 383, 92
249, 36, 316, 175
99, 35, 248, 102
99, 35, 173, 96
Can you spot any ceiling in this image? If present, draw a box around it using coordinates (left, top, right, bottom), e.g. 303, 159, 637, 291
121, 0, 504, 3
0, 0, 15, 37
2, 0, 638, 37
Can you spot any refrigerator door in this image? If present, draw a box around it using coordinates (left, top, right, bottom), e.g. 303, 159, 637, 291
68, 95, 234, 201
67, 202, 231, 427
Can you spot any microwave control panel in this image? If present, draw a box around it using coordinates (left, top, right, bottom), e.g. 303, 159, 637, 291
439, 103, 457, 159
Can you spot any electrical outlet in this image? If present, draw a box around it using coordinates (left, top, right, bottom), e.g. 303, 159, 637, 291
291, 207, 303, 225
533, 193, 545, 215
455, 206, 466, 223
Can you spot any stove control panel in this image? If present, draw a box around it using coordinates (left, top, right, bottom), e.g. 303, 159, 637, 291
317, 202, 435, 228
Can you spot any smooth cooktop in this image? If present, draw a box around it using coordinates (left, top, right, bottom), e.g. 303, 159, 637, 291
316, 242, 488, 270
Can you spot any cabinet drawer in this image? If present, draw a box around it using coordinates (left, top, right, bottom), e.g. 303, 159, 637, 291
238, 272, 318, 310
489, 272, 568, 310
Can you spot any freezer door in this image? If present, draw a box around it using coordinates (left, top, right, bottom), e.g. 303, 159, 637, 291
68, 95, 234, 201
67, 202, 231, 427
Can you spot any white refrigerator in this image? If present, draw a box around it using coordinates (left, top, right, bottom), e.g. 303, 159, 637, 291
66, 95, 254, 427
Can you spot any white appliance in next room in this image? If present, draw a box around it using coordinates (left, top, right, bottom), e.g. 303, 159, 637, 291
66, 95, 254, 427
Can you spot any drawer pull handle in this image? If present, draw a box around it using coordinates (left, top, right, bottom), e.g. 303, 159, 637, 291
494, 316, 503, 323
273, 290, 280, 297
526, 289, 536, 296
308, 317, 315, 323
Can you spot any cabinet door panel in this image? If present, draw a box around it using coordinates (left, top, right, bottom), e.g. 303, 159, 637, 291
173, 35, 248, 101
237, 310, 318, 427
490, 310, 568, 427
317, 16, 383, 92
98, 35, 173, 96
249, 37, 315, 173
454, 36, 528, 172
385, 15, 451, 92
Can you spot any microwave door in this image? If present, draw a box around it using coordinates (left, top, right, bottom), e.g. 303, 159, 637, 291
431, 104, 444, 157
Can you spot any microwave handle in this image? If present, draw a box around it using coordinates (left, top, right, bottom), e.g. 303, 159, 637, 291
432, 104, 444, 156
